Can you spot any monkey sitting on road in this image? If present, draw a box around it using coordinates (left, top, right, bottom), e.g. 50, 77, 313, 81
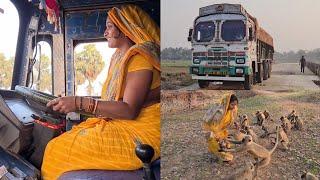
287, 110, 296, 123
261, 125, 289, 150
280, 116, 292, 134
294, 116, 304, 130
243, 125, 258, 142
263, 110, 273, 122
226, 161, 256, 180
227, 126, 279, 170
240, 114, 249, 128
255, 111, 265, 126
269, 126, 289, 150
301, 172, 319, 180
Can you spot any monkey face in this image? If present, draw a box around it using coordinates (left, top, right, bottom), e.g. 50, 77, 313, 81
243, 135, 253, 144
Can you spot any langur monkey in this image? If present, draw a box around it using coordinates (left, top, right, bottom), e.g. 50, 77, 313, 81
243, 125, 258, 142
255, 111, 265, 126
226, 161, 255, 180
287, 110, 296, 123
301, 172, 319, 180
241, 114, 250, 128
295, 116, 304, 130
280, 116, 292, 134
228, 126, 279, 170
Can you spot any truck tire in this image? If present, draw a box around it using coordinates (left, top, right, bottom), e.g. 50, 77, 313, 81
268, 62, 271, 78
256, 63, 263, 83
263, 61, 268, 80
244, 75, 252, 90
198, 80, 209, 88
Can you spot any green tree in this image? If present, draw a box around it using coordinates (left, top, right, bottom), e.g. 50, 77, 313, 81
0, 53, 14, 89
75, 44, 104, 95
33, 54, 52, 92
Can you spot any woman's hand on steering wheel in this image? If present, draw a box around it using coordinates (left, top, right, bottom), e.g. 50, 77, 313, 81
47, 96, 76, 114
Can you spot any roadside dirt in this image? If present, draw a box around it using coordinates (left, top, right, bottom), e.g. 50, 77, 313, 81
162, 63, 320, 91
161, 90, 320, 180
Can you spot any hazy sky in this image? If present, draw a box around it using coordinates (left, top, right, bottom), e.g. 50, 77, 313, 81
161, 0, 320, 52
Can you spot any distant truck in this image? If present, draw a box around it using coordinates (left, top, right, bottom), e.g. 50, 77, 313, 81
188, 4, 274, 89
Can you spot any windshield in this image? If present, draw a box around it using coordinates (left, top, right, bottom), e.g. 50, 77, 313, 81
193, 21, 215, 42
221, 20, 246, 41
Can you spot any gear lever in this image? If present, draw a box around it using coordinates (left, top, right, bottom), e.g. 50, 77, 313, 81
134, 139, 156, 180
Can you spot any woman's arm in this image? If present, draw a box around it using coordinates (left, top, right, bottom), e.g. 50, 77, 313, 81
47, 69, 153, 120
94, 69, 153, 119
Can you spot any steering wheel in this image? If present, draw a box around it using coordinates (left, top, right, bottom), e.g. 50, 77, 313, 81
14, 85, 66, 118
15, 85, 57, 105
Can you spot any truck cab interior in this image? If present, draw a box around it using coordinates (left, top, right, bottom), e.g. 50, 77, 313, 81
0, 0, 160, 179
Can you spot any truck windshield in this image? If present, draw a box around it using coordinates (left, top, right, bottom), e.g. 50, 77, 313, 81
194, 21, 215, 42
221, 20, 245, 41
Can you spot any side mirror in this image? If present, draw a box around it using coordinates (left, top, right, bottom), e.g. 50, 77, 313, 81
0, 8, 4, 14
187, 28, 193, 42
249, 27, 254, 41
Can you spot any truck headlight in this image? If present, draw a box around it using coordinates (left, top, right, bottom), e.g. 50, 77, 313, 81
193, 58, 200, 64
192, 67, 199, 74
236, 58, 245, 64
236, 68, 244, 74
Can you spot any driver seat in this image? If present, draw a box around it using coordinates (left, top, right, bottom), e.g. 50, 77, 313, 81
58, 159, 160, 180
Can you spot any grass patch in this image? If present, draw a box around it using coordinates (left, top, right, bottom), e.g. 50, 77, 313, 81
238, 95, 280, 115
162, 60, 191, 67
286, 90, 320, 104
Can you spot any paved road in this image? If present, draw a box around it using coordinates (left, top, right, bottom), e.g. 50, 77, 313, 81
180, 63, 320, 91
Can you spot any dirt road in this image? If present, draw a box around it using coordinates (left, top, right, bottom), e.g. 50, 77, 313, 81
179, 63, 320, 91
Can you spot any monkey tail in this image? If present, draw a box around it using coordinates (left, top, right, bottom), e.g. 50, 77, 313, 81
270, 126, 279, 154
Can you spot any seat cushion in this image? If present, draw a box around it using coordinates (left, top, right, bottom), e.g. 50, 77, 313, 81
58, 159, 160, 180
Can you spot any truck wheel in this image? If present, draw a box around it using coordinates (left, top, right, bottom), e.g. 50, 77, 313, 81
268, 62, 271, 78
263, 61, 268, 80
198, 80, 209, 88
256, 63, 263, 83
244, 75, 252, 90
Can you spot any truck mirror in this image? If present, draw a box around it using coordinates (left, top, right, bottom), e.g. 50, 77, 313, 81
187, 28, 193, 42
249, 27, 254, 41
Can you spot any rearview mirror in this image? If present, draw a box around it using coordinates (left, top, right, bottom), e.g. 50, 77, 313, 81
187, 28, 193, 41
249, 27, 254, 41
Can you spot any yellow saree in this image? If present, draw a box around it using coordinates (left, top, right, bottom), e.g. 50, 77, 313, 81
41, 5, 160, 179
203, 94, 238, 161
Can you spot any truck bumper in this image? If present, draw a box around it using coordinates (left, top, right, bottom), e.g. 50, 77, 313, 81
191, 75, 245, 81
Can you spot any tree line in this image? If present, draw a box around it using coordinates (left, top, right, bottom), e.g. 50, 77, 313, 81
161, 47, 320, 63
0, 44, 104, 95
